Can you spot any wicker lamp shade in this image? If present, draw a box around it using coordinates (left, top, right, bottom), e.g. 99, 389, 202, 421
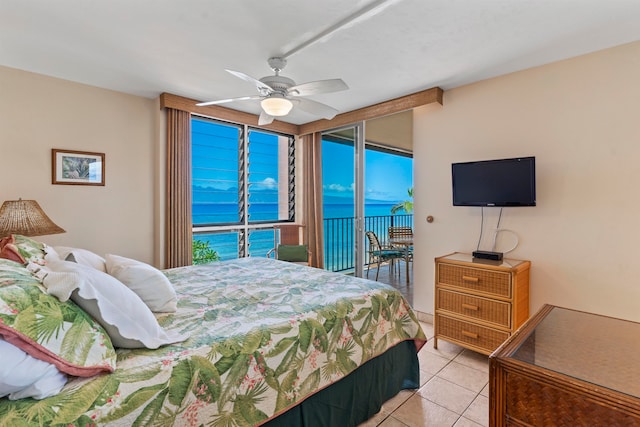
0, 199, 66, 238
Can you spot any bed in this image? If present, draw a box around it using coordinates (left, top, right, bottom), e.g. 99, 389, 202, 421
0, 235, 426, 426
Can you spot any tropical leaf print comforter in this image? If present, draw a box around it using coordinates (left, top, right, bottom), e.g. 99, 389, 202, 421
0, 257, 427, 426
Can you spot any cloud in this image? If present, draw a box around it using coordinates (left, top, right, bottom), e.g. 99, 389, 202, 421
249, 177, 278, 190
260, 177, 277, 189
366, 188, 396, 201
325, 183, 355, 192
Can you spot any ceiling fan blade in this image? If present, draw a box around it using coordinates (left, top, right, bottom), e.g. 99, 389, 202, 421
226, 69, 273, 93
196, 95, 261, 107
258, 111, 275, 126
287, 79, 348, 97
293, 98, 339, 120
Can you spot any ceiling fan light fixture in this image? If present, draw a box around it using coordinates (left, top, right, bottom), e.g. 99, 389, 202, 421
261, 95, 293, 117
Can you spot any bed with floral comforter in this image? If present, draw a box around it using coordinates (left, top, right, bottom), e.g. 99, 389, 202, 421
0, 256, 426, 426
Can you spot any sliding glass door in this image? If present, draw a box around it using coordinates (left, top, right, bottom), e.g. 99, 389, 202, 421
322, 122, 365, 277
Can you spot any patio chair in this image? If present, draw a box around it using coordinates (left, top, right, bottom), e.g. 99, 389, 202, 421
365, 231, 404, 281
388, 226, 413, 239
388, 226, 414, 283
267, 244, 311, 266
388, 226, 414, 261
266, 224, 311, 266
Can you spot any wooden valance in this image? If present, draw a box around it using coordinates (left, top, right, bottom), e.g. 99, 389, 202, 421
160, 86, 443, 136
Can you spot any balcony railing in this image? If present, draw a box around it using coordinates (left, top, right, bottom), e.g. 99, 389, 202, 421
324, 214, 413, 272
194, 214, 413, 271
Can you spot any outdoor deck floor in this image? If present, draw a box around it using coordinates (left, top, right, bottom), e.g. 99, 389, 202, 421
364, 260, 413, 306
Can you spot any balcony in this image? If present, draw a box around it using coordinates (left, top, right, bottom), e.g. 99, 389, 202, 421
324, 214, 413, 272
324, 214, 413, 304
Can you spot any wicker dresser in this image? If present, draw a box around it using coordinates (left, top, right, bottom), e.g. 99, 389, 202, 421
434, 252, 530, 355
490, 304, 640, 426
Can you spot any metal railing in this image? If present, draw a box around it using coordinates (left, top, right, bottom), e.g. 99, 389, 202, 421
324, 214, 413, 272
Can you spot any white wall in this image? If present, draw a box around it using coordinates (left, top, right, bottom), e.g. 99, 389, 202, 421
413, 41, 640, 322
0, 66, 159, 264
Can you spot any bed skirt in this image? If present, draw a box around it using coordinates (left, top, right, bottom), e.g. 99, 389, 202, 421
264, 340, 420, 426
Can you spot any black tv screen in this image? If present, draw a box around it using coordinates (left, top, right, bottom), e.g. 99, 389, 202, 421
452, 157, 536, 207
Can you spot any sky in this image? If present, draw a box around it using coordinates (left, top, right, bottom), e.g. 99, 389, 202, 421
191, 117, 413, 208
322, 139, 413, 204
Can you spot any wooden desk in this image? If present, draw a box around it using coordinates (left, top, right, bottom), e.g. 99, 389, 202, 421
490, 304, 640, 426
390, 237, 413, 284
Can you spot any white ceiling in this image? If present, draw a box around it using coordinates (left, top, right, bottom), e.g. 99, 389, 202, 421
2, 0, 640, 125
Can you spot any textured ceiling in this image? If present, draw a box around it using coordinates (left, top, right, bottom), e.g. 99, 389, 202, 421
1, 0, 639, 124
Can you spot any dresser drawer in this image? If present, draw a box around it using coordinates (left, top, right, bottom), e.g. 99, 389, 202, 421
437, 288, 511, 328
437, 263, 511, 298
436, 314, 510, 353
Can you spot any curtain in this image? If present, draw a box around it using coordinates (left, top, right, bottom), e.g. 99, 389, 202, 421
165, 108, 192, 268
302, 132, 325, 268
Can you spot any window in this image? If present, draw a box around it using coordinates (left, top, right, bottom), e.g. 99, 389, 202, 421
191, 117, 295, 261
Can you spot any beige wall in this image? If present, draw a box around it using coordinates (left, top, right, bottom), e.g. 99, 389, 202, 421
413, 41, 640, 322
366, 110, 413, 151
0, 66, 159, 264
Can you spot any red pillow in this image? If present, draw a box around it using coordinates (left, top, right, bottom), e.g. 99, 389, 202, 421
0, 234, 15, 249
0, 243, 26, 264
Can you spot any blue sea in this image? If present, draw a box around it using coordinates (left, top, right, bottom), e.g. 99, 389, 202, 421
193, 202, 412, 271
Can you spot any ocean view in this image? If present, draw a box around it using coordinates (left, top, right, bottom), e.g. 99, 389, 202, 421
193, 202, 413, 270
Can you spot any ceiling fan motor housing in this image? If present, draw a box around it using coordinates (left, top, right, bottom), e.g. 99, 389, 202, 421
259, 75, 295, 96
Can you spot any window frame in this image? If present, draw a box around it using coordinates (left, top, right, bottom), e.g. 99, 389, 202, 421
191, 114, 297, 260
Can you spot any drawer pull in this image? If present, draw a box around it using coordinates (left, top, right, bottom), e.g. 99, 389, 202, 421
462, 275, 479, 283
461, 330, 478, 339
462, 303, 479, 311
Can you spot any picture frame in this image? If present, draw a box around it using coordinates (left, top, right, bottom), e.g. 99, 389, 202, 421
52, 149, 105, 186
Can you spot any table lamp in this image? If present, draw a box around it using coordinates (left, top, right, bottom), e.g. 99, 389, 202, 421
0, 199, 66, 238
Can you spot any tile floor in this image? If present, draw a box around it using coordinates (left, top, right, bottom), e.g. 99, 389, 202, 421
361, 263, 489, 426
358, 321, 489, 427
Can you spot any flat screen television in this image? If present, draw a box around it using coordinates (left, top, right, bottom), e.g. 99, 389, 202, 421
452, 156, 536, 207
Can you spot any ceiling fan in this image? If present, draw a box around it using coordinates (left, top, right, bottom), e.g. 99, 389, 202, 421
196, 57, 349, 125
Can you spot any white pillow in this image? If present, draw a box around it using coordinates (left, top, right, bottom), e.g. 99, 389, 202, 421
41, 260, 189, 349
52, 246, 107, 272
104, 254, 177, 312
0, 337, 68, 400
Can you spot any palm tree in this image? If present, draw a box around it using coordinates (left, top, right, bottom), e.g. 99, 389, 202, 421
391, 187, 413, 214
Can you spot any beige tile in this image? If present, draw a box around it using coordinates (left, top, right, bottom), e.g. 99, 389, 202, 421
359, 391, 414, 427
391, 394, 459, 427
479, 383, 489, 397
418, 349, 451, 375
379, 415, 411, 427
462, 395, 489, 427
418, 321, 434, 339
381, 389, 414, 414
358, 410, 388, 426
417, 376, 477, 414
437, 361, 488, 393
419, 369, 434, 387
424, 338, 464, 360
454, 417, 484, 427
453, 349, 489, 373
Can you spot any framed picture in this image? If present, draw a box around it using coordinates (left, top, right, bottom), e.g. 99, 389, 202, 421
52, 149, 105, 186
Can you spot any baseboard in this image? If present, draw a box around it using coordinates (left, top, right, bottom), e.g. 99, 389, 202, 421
415, 310, 433, 324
